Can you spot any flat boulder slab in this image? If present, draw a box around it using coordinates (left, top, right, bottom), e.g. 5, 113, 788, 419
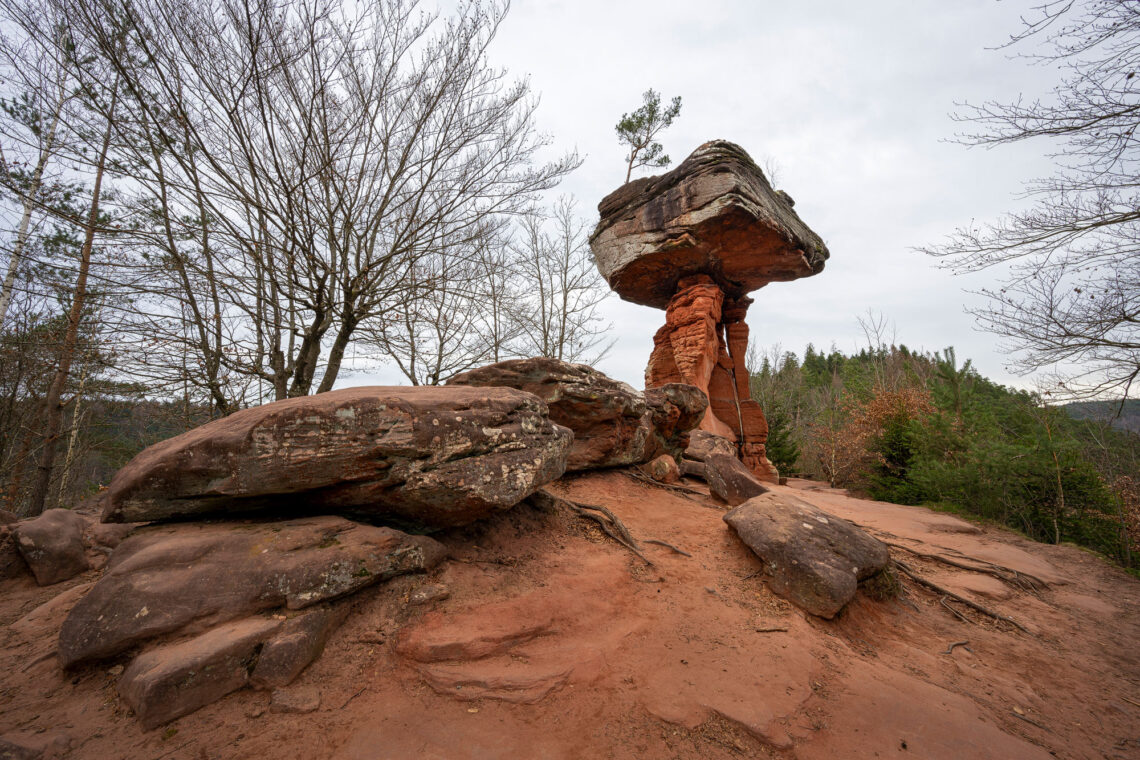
59, 516, 446, 667
699, 454, 769, 507
449, 358, 706, 470
590, 139, 829, 310
102, 385, 571, 528
724, 492, 889, 618
118, 616, 282, 730
13, 509, 89, 586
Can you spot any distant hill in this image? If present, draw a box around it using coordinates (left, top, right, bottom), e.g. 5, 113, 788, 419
1064, 399, 1140, 434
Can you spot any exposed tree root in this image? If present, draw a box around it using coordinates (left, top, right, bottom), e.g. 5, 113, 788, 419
894, 560, 1030, 633
942, 640, 973, 655
530, 489, 652, 565
645, 539, 692, 557
621, 469, 709, 500
885, 541, 1048, 593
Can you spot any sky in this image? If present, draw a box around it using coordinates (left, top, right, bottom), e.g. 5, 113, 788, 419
354, 0, 1063, 390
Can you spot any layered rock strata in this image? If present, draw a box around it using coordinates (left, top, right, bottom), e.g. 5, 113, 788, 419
448, 358, 706, 471
591, 140, 830, 482
102, 386, 572, 528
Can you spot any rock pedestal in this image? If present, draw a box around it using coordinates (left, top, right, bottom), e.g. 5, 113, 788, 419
645, 275, 776, 481
591, 140, 830, 482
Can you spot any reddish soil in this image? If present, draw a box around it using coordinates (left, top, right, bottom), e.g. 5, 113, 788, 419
2, 472, 1139, 759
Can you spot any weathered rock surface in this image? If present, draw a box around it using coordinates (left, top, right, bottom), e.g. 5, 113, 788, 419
592, 140, 830, 484
13, 509, 89, 586
250, 604, 349, 690
59, 516, 446, 667
724, 492, 889, 618
590, 139, 828, 310
270, 687, 321, 715
449, 358, 705, 471
684, 430, 739, 462
639, 454, 680, 484
646, 275, 777, 481
0, 526, 30, 580
102, 386, 572, 527
118, 616, 282, 729
697, 454, 769, 506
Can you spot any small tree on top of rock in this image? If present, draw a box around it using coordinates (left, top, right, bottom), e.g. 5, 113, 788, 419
615, 89, 682, 183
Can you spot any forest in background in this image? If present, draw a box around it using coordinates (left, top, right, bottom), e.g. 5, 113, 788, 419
750, 343, 1140, 570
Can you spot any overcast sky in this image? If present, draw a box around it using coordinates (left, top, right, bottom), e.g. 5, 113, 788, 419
356, 0, 1062, 390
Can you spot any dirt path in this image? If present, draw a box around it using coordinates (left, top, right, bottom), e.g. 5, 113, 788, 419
2, 471, 1138, 759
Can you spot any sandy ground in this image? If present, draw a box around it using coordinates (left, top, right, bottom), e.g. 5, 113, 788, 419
2, 471, 1139, 759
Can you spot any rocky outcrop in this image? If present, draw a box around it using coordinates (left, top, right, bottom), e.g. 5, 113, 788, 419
591, 140, 829, 483
724, 493, 890, 618
590, 140, 829, 310
58, 516, 446, 667
102, 386, 572, 528
13, 509, 89, 586
449, 358, 705, 471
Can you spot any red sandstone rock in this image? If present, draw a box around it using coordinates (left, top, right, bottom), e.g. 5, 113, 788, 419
645, 276, 778, 481
724, 492, 890, 618
58, 516, 446, 667
589, 140, 828, 310
593, 140, 828, 484
118, 616, 283, 729
13, 510, 89, 586
101, 386, 572, 528
448, 358, 705, 471
639, 454, 680, 484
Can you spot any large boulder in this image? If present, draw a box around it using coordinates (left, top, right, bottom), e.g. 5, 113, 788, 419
590, 139, 829, 310
58, 516, 446, 667
13, 509, 89, 586
448, 358, 706, 471
724, 493, 889, 618
102, 386, 572, 527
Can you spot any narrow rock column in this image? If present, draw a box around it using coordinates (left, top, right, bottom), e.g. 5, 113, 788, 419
645, 276, 777, 482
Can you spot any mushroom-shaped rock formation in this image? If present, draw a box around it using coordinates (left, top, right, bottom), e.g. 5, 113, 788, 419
590, 140, 830, 482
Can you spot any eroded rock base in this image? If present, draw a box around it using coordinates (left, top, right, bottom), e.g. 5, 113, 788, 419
646, 275, 777, 482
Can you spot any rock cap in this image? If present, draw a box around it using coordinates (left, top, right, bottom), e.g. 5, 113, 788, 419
590, 139, 829, 309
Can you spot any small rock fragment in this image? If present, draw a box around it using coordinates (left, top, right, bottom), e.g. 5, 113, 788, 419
640, 455, 680, 484
270, 688, 321, 715
250, 604, 349, 689
409, 583, 451, 606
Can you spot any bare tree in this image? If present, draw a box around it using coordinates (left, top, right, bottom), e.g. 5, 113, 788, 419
362, 227, 505, 386
922, 0, 1140, 402
24, 0, 577, 408
0, 10, 78, 327
511, 196, 612, 364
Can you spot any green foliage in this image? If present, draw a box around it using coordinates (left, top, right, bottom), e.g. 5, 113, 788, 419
750, 343, 1140, 568
764, 411, 800, 474
615, 89, 682, 183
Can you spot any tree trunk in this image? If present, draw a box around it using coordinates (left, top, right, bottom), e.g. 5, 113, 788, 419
27, 85, 117, 517
0, 81, 66, 326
